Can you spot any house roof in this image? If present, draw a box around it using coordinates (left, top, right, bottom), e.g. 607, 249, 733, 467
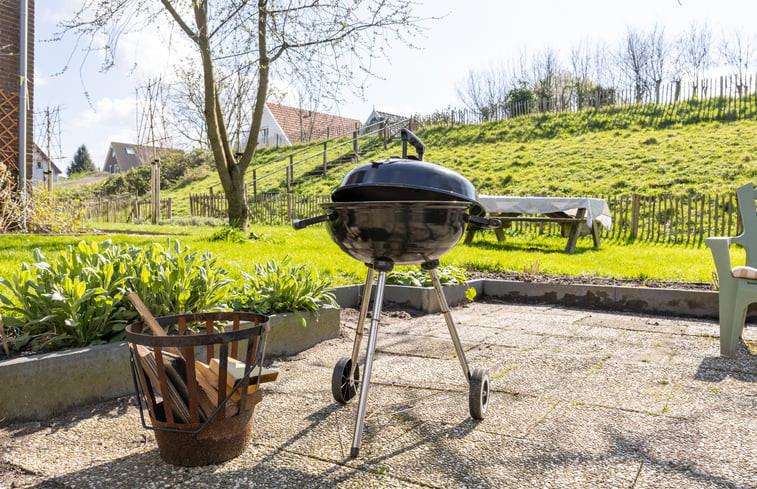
364, 109, 407, 129
266, 103, 362, 144
32, 143, 62, 174
106, 142, 183, 172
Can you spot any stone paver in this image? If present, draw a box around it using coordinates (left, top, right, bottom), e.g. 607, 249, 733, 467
1, 301, 756, 489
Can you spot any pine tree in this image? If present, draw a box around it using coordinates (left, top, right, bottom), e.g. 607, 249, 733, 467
67, 145, 96, 176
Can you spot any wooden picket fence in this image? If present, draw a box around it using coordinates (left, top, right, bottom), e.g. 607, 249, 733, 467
489, 192, 740, 245
189, 192, 331, 225
79, 195, 173, 223
419, 74, 757, 129
249, 193, 331, 225
188, 191, 742, 244
189, 193, 227, 218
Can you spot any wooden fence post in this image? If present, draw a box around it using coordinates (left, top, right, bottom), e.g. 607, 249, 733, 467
323, 141, 328, 176
630, 194, 640, 239
252, 169, 257, 198
287, 155, 293, 193
383, 121, 388, 149
353, 131, 359, 159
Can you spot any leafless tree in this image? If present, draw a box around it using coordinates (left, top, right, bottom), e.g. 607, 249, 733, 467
719, 29, 756, 96
616, 26, 653, 103
570, 40, 593, 109
456, 65, 510, 120
531, 48, 561, 111
647, 24, 669, 103
60, 1, 423, 229
672, 22, 712, 99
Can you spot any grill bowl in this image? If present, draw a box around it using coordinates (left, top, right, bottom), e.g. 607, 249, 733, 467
322, 201, 470, 266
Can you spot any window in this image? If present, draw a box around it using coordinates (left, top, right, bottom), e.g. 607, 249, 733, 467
125, 147, 136, 155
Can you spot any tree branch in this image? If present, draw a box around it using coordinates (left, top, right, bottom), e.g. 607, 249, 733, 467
159, 0, 200, 44
210, 0, 253, 39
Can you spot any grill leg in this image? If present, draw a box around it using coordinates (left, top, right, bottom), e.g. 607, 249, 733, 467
349, 267, 375, 379
350, 269, 387, 458
426, 266, 471, 382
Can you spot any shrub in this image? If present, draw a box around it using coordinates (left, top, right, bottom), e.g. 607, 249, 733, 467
0, 239, 234, 351
0, 241, 136, 351
386, 265, 469, 287
230, 256, 337, 326
0, 163, 85, 234
207, 226, 248, 243
387, 265, 476, 301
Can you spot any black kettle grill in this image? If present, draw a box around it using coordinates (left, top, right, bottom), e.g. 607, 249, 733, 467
293, 129, 500, 457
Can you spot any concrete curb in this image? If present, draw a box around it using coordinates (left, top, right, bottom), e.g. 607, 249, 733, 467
336, 280, 719, 318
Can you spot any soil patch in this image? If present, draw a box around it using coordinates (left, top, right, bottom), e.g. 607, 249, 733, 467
468, 270, 716, 291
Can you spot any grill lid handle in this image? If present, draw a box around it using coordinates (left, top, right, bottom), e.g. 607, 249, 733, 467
400, 128, 425, 161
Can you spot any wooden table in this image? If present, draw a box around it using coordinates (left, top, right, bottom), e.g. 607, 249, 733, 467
465, 196, 613, 253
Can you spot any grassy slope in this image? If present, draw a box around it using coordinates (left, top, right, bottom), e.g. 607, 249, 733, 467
148, 115, 757, 212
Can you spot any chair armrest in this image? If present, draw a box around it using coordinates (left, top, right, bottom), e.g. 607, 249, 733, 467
705, 236, 736, 279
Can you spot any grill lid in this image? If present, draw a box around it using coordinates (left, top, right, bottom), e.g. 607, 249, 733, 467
331, 158, 479, 205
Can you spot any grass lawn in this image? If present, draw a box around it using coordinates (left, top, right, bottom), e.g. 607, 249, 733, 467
0, 222, 738, 287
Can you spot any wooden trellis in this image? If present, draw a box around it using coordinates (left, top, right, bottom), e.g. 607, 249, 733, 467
0, 88, 18, 171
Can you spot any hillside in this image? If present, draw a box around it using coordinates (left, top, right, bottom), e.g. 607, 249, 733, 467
292, 117, 757, 198
61, 107, 757, 216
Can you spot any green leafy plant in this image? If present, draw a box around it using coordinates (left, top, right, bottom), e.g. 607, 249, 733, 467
207, 226, 248, 243
0, 239, 234, 352
0, 240, 136, 351
386, 265, 476, 301
386, 265, 469, 287
124, 239, 234, 318
230, 256, 337, 326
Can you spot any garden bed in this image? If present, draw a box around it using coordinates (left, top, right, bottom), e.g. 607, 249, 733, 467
0, 308, 340, 422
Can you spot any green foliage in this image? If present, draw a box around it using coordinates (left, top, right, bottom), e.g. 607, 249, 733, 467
207, 226, 248, 243
126, 239, 235, 318
0, 241, 136, 351
68, 145, 96, 176
386, 265, 476, 301
0, 239, 233, 351
386, 265, 469, 287
230, 256, 337, 326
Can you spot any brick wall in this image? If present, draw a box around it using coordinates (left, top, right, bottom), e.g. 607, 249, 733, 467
0, 0, 34, 181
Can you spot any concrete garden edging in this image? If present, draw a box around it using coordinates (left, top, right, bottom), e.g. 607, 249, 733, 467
334, 280, 719, 318
0, 308, 341, 423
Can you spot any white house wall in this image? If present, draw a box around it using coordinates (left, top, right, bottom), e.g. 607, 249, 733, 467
257, 105, 291, 147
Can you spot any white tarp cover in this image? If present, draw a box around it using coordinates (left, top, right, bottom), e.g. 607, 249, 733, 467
478, 195, 613, 231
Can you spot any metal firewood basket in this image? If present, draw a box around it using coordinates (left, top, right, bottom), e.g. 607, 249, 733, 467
125, 311, 270, 466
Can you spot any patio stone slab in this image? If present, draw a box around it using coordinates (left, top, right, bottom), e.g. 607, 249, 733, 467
2, 300, 755, 489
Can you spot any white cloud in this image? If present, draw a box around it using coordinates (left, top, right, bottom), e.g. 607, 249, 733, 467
76, 97, 135, 131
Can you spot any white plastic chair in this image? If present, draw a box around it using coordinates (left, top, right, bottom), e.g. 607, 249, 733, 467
705, 182, 757, 357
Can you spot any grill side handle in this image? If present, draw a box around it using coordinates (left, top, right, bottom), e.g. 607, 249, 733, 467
464, 214, 502, 229
400, 128, 425, 161
293, 213, 337, 230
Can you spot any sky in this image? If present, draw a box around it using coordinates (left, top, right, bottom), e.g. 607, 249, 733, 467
32, 0, 757, 174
